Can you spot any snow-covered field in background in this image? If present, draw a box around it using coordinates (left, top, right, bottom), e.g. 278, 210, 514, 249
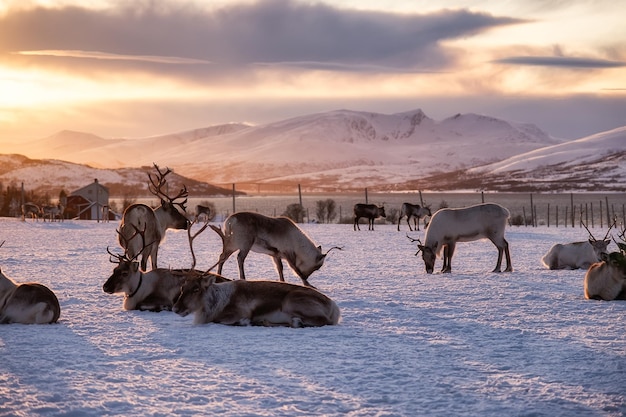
0, 218, 625, 416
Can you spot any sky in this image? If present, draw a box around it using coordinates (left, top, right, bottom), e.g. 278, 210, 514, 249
0, 0, 625, 144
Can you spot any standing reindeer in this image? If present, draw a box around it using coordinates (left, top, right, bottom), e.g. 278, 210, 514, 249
210, 212, 340, 287
353, 204, 386, 231
397, 203, 431, 231
409, 203, 512, 274
0, 242, 61, 324
118, 164, 190, 271
22, 203, 42, 221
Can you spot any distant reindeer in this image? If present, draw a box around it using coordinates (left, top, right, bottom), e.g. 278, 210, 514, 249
353, 203, 386, 231
0, 241, 61, 324
21, 202, 42, 221
409, 203, 512, 274
173, 274, 340, 327
210, 212, 340, 287
541, 220, 613, 270
584, 225, 626, 301
42, 203, 64, 222
118, 164, 190, 271
194, 204, 213, 222
397, 203, 431, 231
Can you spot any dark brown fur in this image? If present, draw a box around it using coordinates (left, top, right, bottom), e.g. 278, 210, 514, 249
173, 274, 340, 327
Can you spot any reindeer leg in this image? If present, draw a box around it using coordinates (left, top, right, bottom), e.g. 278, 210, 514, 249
236, 249, 250, 280
503, 240, 513, 272
272, 256, 285, 282
442, 244, 454, 273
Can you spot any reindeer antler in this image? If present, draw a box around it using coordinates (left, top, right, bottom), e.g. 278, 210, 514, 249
148, 163, 189, 212
406, 234, 423, 256
324, 246, 343, 255
112, 225, 154, 264
187, 216, 211, 270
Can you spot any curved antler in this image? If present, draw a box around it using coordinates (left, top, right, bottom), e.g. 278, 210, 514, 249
324, 246, 343, 255
148, 163, 188, 212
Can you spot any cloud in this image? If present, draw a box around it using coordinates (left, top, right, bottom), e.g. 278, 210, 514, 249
494, 55, 626, 68
0, 0, 524, 75
16, 50, 212, 64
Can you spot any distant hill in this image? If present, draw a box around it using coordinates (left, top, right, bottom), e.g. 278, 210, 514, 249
0, 155, 238, 197
2, 108, 625, 192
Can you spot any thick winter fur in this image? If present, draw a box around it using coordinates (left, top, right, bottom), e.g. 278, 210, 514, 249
584, 253, 626, 301
211, 212, 327, 287
541, 240, 609, 270
173, 275, 340, 327
103, 259, 228, 311
417, 203, 512, 274
353, 204, 386, 231
0, 268, 60, 324
397, 203, 431, 231
118, 202, 189, 271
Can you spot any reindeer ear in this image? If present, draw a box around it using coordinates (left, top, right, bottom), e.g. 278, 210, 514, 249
131, 262, 140, 273
201, 274, 217, 289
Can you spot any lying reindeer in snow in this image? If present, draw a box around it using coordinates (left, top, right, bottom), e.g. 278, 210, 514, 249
104, 219, 229, 312
173, 274, 341, 327
0, 241, 61, 324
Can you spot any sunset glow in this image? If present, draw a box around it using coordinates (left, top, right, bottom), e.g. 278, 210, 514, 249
0, 0, 624, 143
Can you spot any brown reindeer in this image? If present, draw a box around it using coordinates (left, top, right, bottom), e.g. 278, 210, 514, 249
353, 203, 386, 231
173, 273, 340, 327
584, 224, 626, 301
118, 164, 190, 271
105, 221, 228, 311
209, 212, 341, 287
0, 242, 61, 324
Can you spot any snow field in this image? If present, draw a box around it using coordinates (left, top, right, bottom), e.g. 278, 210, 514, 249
0, 218, 624, 416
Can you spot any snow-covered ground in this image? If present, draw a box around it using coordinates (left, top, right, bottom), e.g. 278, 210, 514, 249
0, 217, 624, 416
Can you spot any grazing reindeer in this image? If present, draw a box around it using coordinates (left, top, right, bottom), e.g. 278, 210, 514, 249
173, 274, 340, 327
118, 164, 190, 271
584, 225, 626, 301
42, 204, 64, 222
397, 203, 431, 231
21, 203, 42, 221
409, 203, 512, 274
0, 242, 61, 324
353, 203, 386, 231
210, 212, 340, 287
104, 224, 229, 311
541, 220, 613, 270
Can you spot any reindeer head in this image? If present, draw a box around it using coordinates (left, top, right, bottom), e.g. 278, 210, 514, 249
582, 218, 615, 261
407, 234, 435, 274
149, 163, 190, 230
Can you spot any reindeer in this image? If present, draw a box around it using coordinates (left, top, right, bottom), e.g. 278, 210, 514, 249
353, 203, 386, 231
397, 203, 431, 231
0, 241, 61, 324
194, 204, 213, 222
118, 164, 190, 271
104, 222, 229, 311
21, 203, 42, 221
42, 204, 64, 222
209, 212, 340, 287
173, 274, 340, 327
584, 224, 626, 301
409, 203, 512, 274
541, 220, 613, 270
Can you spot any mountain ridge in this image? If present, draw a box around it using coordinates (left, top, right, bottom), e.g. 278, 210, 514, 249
1, 108, 624, 193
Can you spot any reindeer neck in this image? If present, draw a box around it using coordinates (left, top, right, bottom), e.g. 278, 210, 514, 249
126, 273, 144, 298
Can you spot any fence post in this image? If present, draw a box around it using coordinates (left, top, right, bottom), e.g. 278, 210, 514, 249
547, 203, 550, 227
606, 196, 610, 225
565, 206, 568, 227
232, 183, 236, 213
570, 193, 574, 227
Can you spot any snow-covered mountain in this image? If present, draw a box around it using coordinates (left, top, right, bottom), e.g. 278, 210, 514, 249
1, 109, 624, 192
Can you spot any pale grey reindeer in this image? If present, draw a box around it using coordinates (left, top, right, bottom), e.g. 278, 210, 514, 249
541, 220, 613, 270
118, 164, 190, 271
209, 212, 341, 287
409, 203, 512, 274
397, 202, 431, 231
0, 241, 61, 324
173, 274, 340, 327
